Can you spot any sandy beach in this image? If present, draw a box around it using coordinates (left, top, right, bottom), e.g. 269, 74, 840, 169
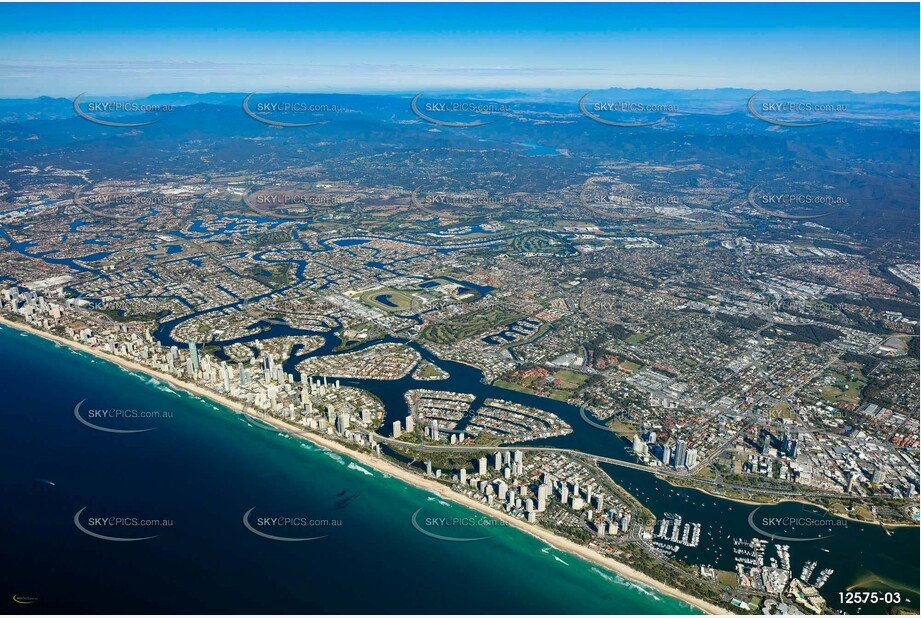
1, 316, 727, 615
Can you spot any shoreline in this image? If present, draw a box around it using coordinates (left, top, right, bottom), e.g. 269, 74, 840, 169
661, 470, 919, 529
1, 316, 725, 615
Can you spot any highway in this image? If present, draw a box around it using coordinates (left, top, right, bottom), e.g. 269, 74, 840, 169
364, 429, 890, 503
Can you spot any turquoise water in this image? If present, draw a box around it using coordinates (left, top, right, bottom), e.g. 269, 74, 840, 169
0, 324, 696, 614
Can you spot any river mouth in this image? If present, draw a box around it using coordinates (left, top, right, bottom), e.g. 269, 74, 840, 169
148, 284, 920, 618
603, 462, 920, 615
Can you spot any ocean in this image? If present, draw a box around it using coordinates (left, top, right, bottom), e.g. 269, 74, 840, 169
0, 324, 696, 614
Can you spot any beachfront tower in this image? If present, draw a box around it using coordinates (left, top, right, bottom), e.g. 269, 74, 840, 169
188, 340, 200, 372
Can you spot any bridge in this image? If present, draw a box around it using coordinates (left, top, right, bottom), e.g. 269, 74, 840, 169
365, 430, 687, 476
364, 430, 882, 502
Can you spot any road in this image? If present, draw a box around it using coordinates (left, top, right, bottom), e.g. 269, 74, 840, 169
364, 429, 892, 503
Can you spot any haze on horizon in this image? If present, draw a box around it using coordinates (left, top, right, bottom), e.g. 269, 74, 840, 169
0, 2, 918, 98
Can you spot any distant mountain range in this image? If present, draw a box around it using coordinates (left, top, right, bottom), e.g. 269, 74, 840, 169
0, 87, 916, 256
1, 88, 917, 123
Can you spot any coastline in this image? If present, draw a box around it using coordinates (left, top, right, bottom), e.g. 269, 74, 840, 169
661, 468, 919, 529
0, 316, 725, 615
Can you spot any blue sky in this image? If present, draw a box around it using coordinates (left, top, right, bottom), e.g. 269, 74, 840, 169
0, 3, 917, 96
